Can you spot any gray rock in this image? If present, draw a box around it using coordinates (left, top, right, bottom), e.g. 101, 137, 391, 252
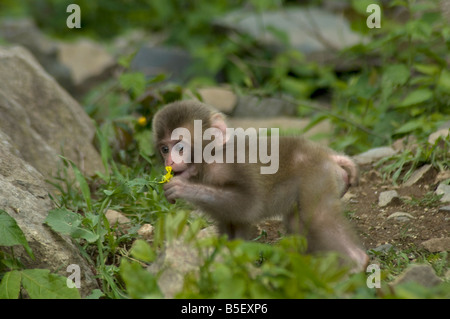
378, 190, 400, 207
0, 46, 103, 180
372, 244, 394, 253
0, 45, 105, 297
0, 19, 74, 93
58, 39, 116, 87
187, 87, 237, 114
215, 8, 364, 54
147, 226, 217, 298
353, 147, 397, 165
428, 128, 449, 145
435, 170, 450, 184
421, 238, 450, 252
147, 239, 202, 298
391, 265, 443, 288
0, 130, 98, 297
137, 224, 154, 240
435, 183, 450, 203
387, 212, 415, 222
130, 45, 193, 83
105, 209, 131, 233
403, 164, 434, 187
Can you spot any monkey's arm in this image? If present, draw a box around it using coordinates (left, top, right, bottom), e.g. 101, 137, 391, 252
163, 176, 249, 211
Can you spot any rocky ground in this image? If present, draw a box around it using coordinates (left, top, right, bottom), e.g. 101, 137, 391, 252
348, 167, 449, 252
256, 163, 450, 256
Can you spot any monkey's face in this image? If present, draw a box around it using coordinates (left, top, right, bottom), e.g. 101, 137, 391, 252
158, 138, 193, 178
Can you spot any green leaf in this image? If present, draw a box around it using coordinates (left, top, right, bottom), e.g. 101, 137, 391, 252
397, 89, 433, 107
394, 119, 425, 134
130, 239, 156, 263
119, 72, 146, 98
382, 64, 410, 87
120, 259, 163, 298
96, 129, 111, 180
0, 270, 22, 299
21, 269, 81, 299
84, 289, 105, 299
437, 69, 450, 91
0, 210, 34, 259
45, 208, 99, 243
414, 63, 439, 76
281, 77, 314, 98
72, 165, 93, 213
45, 208, 81, 234
59, 156, 93, 212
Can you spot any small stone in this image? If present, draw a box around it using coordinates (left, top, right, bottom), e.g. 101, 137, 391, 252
403, 164, 434, 187
439, 205, 450, 213
392, 135, 417, 152
378, 190, 400, 207
435, 183, 450, 202
196, 87, 237, 114
353, 147, 397, 165
105, 209, 131, 228
421, 237, 450, 252
428, 128, 449, 145
137, 224, 154, 240
435, 170, 450, 183
391, 265, 443, 288
372, 244, 394, 253
387, 212, 415, 222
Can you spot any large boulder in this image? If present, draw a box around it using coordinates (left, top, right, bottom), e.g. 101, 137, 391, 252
58, 39, 116, 97
215, 7, 364, 54
0, 130, 99, 297
0, 46, 103, 179
0, 19, 74, 93
0, 45, 104, 297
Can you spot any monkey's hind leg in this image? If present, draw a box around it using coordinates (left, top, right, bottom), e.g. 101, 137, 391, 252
295, 167, 368, 271
217, 221, 256, 240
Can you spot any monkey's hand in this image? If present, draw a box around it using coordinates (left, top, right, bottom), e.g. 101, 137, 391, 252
163, 176, 192, 204
163, 176, 243, 211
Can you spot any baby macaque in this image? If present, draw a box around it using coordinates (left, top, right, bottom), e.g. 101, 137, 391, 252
152, 100, 367, 270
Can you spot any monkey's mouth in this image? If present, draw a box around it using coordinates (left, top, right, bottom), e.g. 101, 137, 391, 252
174, 169, 189, 178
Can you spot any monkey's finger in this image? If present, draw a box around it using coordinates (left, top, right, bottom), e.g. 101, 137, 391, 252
164, 192, 176, 204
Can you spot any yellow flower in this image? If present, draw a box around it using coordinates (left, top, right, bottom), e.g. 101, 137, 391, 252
137, 116, 147, 126
159, 166, 174, 184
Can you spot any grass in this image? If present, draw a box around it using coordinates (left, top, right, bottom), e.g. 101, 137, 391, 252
39, 148, 449, 298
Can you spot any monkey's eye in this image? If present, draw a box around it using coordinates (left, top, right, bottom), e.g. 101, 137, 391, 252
160, 145, 169, 154
174, 143, 184, 153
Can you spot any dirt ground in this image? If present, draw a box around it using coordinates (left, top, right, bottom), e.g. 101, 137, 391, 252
347, 166, 449, 251
257, 165, 449, 252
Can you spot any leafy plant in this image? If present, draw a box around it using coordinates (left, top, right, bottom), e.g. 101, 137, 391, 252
376, 134, 449, 184
0, 210, 81, 299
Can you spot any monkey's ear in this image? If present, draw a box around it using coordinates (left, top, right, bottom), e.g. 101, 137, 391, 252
210, 113, 229, 144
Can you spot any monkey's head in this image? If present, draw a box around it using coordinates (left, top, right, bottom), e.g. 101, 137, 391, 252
152, 100, 227, 179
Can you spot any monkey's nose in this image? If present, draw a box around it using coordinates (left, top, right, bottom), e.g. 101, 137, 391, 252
166, 160, 175, 167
